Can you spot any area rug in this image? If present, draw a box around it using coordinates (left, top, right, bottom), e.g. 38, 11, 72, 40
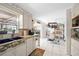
29, 48, 45, 56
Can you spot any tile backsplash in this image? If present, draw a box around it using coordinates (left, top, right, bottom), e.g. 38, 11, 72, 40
0, 34, 12, 40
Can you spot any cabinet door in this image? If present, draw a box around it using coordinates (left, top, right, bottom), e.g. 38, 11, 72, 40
2, 48, 15, 56
26, 37, 36, 56
15, 43, 26, 56
34, 36, 40, 46
32, 38, 36, 51
2, 51, 14, 56
26, 38, 33, 56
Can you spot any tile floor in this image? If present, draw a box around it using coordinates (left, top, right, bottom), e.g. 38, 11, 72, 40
71, 38, 79, 56
36, 38, 79, 56
37, 38, 67, 56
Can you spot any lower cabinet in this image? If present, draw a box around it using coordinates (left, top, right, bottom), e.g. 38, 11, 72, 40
15, 43, 26, 56
2, 43, 26, 56
34, 36, 40, 46
32, 38, 36, 51
26, 37, 36, 56
2, 48, 15, 56
1, 37, 36, 56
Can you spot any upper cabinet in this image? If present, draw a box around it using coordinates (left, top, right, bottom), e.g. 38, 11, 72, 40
72, 4, 79, 29
28, 15, 33, 30
72, 4, 79, 19
71, 5, 79, 39
72, 15, 79, 28
23, 13, 33, 30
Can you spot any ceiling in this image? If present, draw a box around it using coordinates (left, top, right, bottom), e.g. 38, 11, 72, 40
0, 10, 17, 25
0, 10, 15, 19
15, 3, 74, 23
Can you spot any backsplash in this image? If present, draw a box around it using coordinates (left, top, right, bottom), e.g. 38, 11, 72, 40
0, 34, 12, 40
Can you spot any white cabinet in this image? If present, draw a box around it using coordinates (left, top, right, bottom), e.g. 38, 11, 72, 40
28, 15, 33, 30
72, 4, 79, 18
2, 51, 14, 56
1, 37, 36, 56
34, 35, 40, 46
2, 48, 15, 56
15, 43, 26, 56
26, 38, 33, 56
32, 38, 36, 51
2, 42, 26, 56
23, 14, 29, 29
23, 13, 33, 29
26, 37, 36, 56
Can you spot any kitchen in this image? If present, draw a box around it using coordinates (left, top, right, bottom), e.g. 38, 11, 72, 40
0, 4, 40, 56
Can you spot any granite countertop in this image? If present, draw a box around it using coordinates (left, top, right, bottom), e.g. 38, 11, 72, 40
21, 34, 40, 39
21, 35, 33, 39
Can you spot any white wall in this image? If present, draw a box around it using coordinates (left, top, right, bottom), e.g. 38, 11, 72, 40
66, 9, 72, 55
40, 22, 47, 38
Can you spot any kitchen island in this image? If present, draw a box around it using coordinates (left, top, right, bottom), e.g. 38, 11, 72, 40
0, 34, 40, 56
